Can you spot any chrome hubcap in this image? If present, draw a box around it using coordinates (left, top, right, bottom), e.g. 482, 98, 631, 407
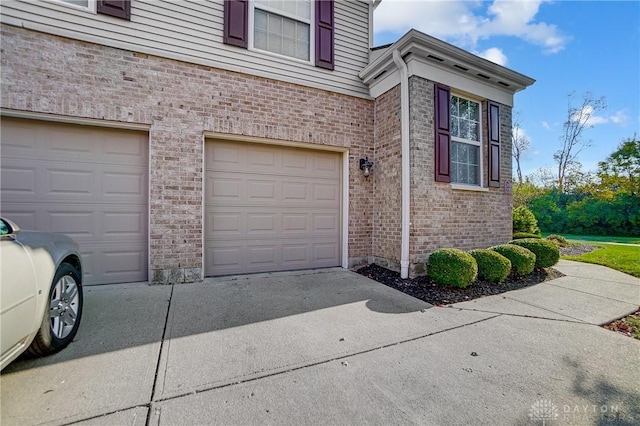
49, 275, 79, 339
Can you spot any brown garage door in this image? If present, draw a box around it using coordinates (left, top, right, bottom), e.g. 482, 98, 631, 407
0, 117, 148, 285
205, 140, 341, 276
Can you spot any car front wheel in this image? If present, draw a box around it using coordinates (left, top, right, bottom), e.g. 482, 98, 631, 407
27, 263, 83, 356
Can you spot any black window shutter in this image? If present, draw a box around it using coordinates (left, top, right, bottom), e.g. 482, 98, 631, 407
224, 0, 248, 48
97, 0, 131, 20
434, 84, 451, 182
315, 0, 334, 70
487, 101, 501, 187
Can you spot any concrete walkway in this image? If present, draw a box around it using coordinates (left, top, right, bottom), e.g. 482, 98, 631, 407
1, 260, 638, 425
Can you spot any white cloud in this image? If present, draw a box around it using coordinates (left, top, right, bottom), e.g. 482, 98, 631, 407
512, 124, 529, 140
374, 0, 568, 54
571, 106, 629, 127
572, 105, 608, 126
541, 121, 552, 131
609, 110, 629, 126
475, 47, 508, 65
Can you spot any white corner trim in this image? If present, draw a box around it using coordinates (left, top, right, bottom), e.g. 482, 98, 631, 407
392, 50, 411, 280
342, 152, 350, 269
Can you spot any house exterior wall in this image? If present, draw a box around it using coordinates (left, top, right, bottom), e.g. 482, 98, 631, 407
409, 76, 513, 275
0, 24, 374, 282
0, 0, 371, 98
370, 85, 402, 270
364, 76, 513, 276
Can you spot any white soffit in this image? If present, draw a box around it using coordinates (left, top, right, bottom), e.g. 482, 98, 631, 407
361, 29, 536, 105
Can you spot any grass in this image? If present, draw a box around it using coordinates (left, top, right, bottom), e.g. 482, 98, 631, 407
542, 232, 640, 244
629, 316, 640, 340
562, 242, 640, 278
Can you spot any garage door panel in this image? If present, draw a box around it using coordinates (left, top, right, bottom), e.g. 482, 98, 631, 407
314, 242, 339, 261
1, 118, 148, 285
246, 213, 277, 234
103, 171, 146, 197
314, 182, 339, 202
247, 180, 277, 201
205, 140, 341, 276
208, 176, 243, 201
314, 154, 340, 174
81, 243, 147, 284
247, 147, 278, 170
282, 181, 309, 202
3, 162, 146, 204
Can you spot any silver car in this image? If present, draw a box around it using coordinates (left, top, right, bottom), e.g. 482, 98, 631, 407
1, 217, 84, 370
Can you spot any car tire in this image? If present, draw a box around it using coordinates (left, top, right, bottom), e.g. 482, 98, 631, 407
27, 263, 83, 356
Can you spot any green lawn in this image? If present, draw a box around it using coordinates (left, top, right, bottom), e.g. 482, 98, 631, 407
542, 232, 640, 244
562, 242, 640, 278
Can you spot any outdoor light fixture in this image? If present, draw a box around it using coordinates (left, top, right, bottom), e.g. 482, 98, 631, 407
359, 157, 374, 178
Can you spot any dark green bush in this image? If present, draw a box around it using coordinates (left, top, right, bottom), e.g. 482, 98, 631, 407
490, 244, 536, 276
426, 248, 478, 288
546, 234, 570, 247
469, 249, 511, 283
510, 238, 560, 268
513, 206, 541, 235
512, 232, 542, 240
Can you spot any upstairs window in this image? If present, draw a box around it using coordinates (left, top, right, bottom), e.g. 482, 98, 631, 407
52, 0, 130, 20
53, 0, 96, 12
450, 95, 482, 186
253, 0, 311, 61
224, 0, 334, 70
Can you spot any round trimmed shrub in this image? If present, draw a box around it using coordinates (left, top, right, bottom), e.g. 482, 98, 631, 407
469, 249, 511, 283
546, 234, 570, 247
426, 248, 478, 288
510, 238, 560, 268
513, 206, 540, 235
512, 232, 542, 240
490, 244, 536, 276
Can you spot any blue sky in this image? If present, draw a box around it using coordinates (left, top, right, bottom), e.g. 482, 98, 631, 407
373, 0, 640, 179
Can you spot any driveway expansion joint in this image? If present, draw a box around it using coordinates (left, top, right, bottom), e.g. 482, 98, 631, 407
546, 281, 640, 305
146, 283, 175, 426
62, 403, 151, 426
150, 314, 501, 405
448, 305, 587, 324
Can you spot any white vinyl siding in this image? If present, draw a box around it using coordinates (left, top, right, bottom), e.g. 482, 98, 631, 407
1, 0, 370, 98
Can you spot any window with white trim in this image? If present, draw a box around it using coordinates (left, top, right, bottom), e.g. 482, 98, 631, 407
450, 94, 482, 186
52, 0, 96, 12
252, 0, 312, 62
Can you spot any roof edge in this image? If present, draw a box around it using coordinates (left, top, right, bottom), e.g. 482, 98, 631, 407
361, 29, 535, 94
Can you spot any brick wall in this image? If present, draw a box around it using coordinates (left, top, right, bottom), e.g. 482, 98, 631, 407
409, 76, 513, 275
371, 86, 402, 270
1, 25, 374, 282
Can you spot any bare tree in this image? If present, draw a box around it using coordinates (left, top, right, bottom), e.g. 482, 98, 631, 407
554, 92, 606, 192
511, 111, 530, 183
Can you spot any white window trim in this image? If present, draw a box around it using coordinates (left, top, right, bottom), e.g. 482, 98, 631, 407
46, 0, 97, 13
450, 93, 484, 187
248, 0, 315, 66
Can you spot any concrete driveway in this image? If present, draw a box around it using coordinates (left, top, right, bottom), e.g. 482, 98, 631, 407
1, 261, 639, 425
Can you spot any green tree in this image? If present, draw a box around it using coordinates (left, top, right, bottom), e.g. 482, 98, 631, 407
512, 180, 544, 208
596, 136, 640, 198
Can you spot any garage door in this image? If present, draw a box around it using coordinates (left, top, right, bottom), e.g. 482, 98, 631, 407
205, 140, 341, 276
0, 117, 148, 285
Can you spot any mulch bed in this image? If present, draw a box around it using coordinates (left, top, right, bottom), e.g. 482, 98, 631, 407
355, 243, 600, 306
356, 263, 565, 306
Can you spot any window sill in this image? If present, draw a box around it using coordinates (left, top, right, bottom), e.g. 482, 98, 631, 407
450, 184, 489, 192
